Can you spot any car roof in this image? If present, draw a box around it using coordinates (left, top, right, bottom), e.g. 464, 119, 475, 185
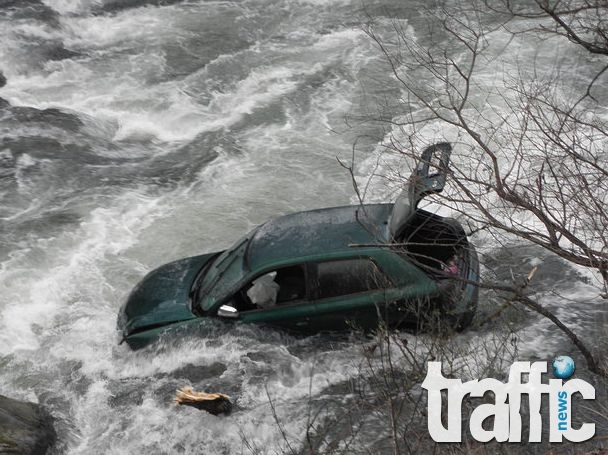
245, 203, 393, 271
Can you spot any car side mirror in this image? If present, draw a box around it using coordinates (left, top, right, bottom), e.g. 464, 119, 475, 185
217, 304, 239, 319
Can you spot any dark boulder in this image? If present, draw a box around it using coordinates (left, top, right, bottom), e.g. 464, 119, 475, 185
0, 71, 7, 108
0, 394, 55, 454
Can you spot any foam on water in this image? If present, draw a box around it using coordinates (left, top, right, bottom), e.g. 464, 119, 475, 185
62, 10, 175, 49
42, 0, 101, 15
2, 4, 382, 146
0, 190, 166, 354
2, 4, 205, 142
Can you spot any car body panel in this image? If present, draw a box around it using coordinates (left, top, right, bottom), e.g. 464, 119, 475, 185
118, 253, 217, 337
246, 204, 393, 270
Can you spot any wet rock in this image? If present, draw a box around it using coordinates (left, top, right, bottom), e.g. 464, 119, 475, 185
0, 394, 56, 454
0, 72, 10, 109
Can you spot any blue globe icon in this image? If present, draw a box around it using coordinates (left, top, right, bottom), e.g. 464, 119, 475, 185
552, 356, 575, 379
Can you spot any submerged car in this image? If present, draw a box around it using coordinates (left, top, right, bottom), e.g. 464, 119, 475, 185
118, 143, 479, 349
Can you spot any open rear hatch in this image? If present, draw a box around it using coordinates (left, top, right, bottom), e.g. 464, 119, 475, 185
389, 143, 470, 273
388, 143, 478, 329
388, 142, 452, 242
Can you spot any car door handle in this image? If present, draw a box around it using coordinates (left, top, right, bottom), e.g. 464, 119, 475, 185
295, 321, 309, 327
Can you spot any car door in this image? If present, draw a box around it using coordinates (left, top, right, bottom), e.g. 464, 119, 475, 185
234, 264, 320, 332
307, 255, 442, 331
306, 257, 398, 332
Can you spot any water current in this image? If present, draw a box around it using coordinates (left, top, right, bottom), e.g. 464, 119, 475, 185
0, 0, 606, 453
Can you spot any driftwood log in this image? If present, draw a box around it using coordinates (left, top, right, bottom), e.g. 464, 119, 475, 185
174, 387, 232, 416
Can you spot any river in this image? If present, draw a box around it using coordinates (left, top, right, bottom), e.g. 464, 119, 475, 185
0, 0, 606, 453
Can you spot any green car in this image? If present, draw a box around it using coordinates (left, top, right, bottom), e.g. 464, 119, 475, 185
118, 143, 479, 349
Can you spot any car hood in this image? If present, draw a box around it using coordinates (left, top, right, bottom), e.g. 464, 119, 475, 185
118, 253, 218, 337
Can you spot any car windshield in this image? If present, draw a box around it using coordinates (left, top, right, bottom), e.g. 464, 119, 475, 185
196, 231, 253, 312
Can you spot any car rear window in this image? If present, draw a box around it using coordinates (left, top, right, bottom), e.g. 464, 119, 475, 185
316, 258, 392, 299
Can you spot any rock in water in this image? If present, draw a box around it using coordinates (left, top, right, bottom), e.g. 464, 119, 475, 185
0, 395, 56, 454
0, 71, 8, 108
174, 387, 232, 415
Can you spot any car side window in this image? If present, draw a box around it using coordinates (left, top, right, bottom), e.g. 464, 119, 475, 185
235, 265, 308, 312
316, 258, 392, 299
274, 265, 306, 303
